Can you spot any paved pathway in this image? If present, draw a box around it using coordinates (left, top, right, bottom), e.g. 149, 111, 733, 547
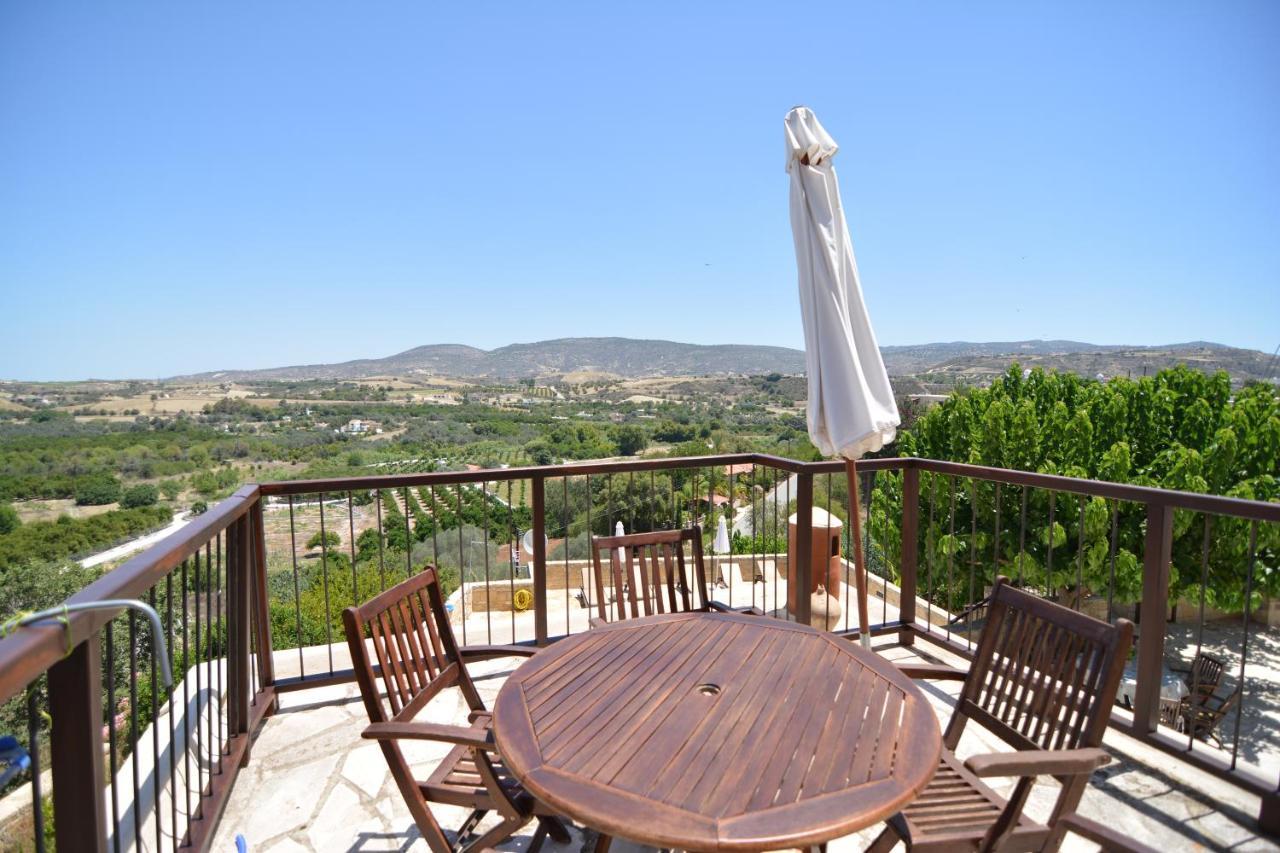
80, 511, 191, 568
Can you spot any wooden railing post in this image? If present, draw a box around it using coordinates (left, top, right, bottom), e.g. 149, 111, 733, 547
47, 635, 107, 853
899, 466, 919, 645
1133, 503, 1173, 733
794, 472, 814, 626
531, 475, 549, 646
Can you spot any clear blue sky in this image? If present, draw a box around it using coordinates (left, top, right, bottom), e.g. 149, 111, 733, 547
3, 2, 1277, 380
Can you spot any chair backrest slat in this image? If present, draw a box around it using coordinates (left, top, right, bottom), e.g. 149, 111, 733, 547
343, 566, 484, 725
588, 526, 708, 625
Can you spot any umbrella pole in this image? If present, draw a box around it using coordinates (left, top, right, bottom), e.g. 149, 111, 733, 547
845, 458, 872, 649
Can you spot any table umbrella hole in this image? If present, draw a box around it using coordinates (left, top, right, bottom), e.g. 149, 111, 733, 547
695, 683, 722, 697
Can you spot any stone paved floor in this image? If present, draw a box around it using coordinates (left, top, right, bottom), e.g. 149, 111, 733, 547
214, 639, 1278, 853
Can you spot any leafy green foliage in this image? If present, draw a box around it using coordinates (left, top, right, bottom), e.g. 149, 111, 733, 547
0, 505, 18, 536
74, 473, 121, 506
872, 366, 1279, 612
0, 505, 173, 571
120, 483, 159, 508
613, 425, 649, 456
305, 529, 340, 551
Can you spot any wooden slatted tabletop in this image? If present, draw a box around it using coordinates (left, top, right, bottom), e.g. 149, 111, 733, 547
493, 611, 941, 851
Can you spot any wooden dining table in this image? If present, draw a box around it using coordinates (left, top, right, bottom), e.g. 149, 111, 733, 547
493, 610, 941, 851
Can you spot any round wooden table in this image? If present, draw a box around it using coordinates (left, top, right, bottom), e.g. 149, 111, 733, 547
494, 611, 941, 851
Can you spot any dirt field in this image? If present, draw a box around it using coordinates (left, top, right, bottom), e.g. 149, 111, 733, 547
12, 498, 119, 523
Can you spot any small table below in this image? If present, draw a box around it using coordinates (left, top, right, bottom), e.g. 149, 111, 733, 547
494, 611, 941, 852
1116, 659, 1190, 709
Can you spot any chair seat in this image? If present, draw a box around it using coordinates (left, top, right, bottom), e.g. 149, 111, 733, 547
900, 750, 1048, 851
419, 717, 519, 808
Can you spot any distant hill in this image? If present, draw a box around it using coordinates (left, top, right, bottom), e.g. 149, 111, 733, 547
174, 338, 809, 382
171, 337, 1276, 385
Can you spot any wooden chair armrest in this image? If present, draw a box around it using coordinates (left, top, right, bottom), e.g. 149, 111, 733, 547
1059, 813, 1160, 853
707, 601, 764, 615
965, 747, 1110, 779
458, 644, 539, 662
362, 721, 493, 750
588, 615, 609, 629
896, 663, 968, 681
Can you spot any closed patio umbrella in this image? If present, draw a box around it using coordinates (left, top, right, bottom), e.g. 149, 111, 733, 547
785, 106, 900, 647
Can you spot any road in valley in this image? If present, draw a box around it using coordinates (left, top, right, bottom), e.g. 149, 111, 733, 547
80, 511, 193, 569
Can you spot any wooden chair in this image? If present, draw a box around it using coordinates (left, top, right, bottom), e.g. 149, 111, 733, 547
1170, 650, 1226, 699
342, 567, 569, 853
868, 577, 1134, 852
1176, 686, 1240, 748
586, 526, 760, 628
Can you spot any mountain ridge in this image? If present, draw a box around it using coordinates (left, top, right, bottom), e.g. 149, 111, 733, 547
169, 337, 1276, 384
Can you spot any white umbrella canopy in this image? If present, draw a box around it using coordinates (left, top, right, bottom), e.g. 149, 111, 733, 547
785, 106, 900, 645
713, 516, 731, 554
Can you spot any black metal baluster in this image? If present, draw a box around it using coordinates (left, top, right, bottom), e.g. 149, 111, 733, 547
1190, 515, 1212, 751
1017, 486, 1028, 588
880, 473, 891, 626
106, 617, 121, 849
375, 488, 386, 592
508, 478, 516, 643
429, 485, 439, 577
456, 484, 467, 645
27, 687, 44, 853
149, 587, 161, 853
993, 483, 1002, 583
167, 574, 177, 849
129, 608, 141, 851
1046, 490, 1057, 598
732, 468, 742, 607
181, 558, 191, 837
482, 479, 492, 642
317, 493, 333, 672
216, 532, 224, 764
925, 474, 936, 633
1106, 501, 1119, 624
347, 492, 358, 607
403, 487, 413, 577
1230, 522, 1259, 770
967, 479, 978, 649
946, 476, 956, 642
285, 496, 304, 677
564, 476, 571, 635
1076, 496, 1086, 611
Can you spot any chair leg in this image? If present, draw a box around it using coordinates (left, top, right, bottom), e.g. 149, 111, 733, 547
866, 825, 902, 853
538, 816, 571, 844
592, 833, 613, 853
526, 820, 549, 853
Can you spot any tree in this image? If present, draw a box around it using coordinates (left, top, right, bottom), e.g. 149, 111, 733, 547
120, 484, 159, 508
305, 530, 341, 552
158, 480, 183, 501
75, 474, 121, 506
614, 425, 649, 457
0, 504, 19, 536
875, 365, 1278, 614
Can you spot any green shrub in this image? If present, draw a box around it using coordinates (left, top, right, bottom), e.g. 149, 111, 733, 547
120, 484, 159, 508
74, 474, 121, 506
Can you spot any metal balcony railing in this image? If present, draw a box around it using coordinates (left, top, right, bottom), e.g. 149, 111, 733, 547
0, 453, 1276, 851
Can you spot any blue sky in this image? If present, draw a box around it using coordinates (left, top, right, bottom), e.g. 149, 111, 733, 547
2, 2, 1277, 380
